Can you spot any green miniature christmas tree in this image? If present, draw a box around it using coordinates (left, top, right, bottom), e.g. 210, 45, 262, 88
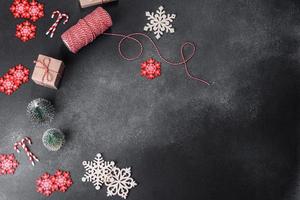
27, 98, 55, 124
42, 128, 65, 151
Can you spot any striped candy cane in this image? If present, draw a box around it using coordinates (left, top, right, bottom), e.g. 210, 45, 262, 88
14, 137, 39, 166
46, 11, 69, 38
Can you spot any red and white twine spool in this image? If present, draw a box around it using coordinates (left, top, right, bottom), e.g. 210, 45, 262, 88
14, 137, 39, 166
46, 11, 69, 38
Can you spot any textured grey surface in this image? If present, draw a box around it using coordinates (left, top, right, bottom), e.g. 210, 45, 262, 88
0, 0, 299, 199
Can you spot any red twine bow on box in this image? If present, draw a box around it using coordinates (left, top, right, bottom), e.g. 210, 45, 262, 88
46, 11, 69, 38
34, 57, 56, 82
14, 137, 39, 166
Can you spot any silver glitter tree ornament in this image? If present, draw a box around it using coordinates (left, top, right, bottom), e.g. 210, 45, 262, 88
42, 128, 65, 151
26, 98, 55, 124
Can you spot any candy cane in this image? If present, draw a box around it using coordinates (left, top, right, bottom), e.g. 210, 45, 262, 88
14, 137, 39, 166
46, 11, 69, 38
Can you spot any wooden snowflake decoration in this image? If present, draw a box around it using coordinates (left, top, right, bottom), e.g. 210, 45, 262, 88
82, 153, 115, 190
81, 153, 138, 199
106, 167, 137, 199
144, 6, 176, 39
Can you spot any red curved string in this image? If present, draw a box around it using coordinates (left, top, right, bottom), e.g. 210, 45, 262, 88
103, 32, 210, 85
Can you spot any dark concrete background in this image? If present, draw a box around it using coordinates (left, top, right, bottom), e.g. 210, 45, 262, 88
0, 0, 299, 199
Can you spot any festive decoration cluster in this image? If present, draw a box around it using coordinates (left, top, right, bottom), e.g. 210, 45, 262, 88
0, 65, 29, 95
141, 58, 161, 79
36, 170, 73, 196
27, 98, 55, 124
42, 128, 65, 151
82, 153, 137, 199
0, 154, 19, 175
10, 0, 44, 42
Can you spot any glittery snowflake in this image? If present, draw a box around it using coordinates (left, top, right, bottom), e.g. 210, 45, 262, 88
28, 0, 44, 22
10, 0, 30, 19
141, 58, 161, 79
0, 74, 20, 95
36, 173, 58, 196
15, 21, 36, 42
0, 154, 19, 175
53, 170, 73, 192
82, 153, 115, 190
144, 6, 176, 39
106, 167, 137, 199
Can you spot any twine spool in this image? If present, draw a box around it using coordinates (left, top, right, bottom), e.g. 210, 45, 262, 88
61, 7, 112, 53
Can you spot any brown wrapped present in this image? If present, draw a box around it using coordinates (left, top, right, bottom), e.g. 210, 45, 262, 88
79, 0, 117, 8
31, 54, 65, 90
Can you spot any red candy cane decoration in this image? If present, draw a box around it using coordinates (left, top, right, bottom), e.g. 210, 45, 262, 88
14, 137, 39, 166
46, 11, 69, 38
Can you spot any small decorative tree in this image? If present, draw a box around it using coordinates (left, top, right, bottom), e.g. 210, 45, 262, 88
42, 128, 65, 151
27, 98, 55, 124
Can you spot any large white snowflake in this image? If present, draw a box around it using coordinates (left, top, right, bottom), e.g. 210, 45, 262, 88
144, 6, 176, 39
82, 153, 115, 190
106, 167, 137, 199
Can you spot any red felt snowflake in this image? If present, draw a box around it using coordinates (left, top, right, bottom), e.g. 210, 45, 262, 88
141, 58, 161, 80
36, 173, 58, 196
0, 74, 20, 95
10, 0, 30, 19
16, 21, 36, 42
0, 154, 19, 175
9, 64, 30, 84
28, 0, 44, 22
53, 170, 73, 192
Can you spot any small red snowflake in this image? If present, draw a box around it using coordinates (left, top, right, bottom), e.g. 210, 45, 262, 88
10, 0, 30, 19
9, 64, 30, 84
53, 170, 73, 192
0, 154, 19, 175
36, 173, 58, 196
141, 58, 161, 80
28, 0, 44, 22
0, 74, 20, 95
16, 21, 36, 42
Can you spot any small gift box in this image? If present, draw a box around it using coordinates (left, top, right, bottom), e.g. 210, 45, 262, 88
79, 0, 117, 8
31, 54, 65, 90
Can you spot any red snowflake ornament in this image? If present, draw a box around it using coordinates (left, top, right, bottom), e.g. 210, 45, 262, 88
0, 74, 20, 95
36, 173, 58, 196
9, 64, 30, 84
141, 58, 161, 80
28, 0, 44, 22
0, 154, 19, 175
16, 21, 36, 42
10, 0, 30, 19
54, 170, 73, 192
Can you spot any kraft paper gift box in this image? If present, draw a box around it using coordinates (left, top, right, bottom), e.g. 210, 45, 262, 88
31, 54, 65, 90
79, 0, 117, 8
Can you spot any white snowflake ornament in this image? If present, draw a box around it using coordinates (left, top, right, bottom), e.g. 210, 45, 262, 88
144, 6, 176, 39
106, 167, 137, 199
82, 153, 115, 190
